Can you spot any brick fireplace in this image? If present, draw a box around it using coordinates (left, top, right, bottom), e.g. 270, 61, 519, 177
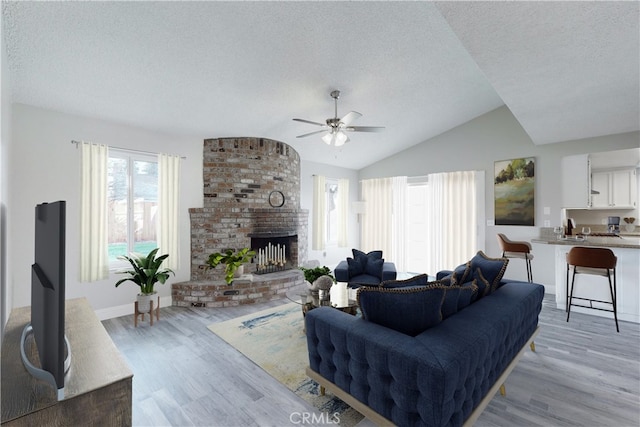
172, 137, 308, 307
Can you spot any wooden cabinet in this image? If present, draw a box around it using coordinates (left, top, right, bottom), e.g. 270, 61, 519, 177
591, 168, 637, 208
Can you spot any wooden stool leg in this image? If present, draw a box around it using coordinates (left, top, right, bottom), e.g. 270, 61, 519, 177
150, 300, 154, 326
134, 301, 138, 327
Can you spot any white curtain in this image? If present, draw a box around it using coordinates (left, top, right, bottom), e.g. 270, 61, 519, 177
337, 178, 349, 247
361, 177, 393, 256
391, 176, 407, 271
80, 142, 109, 282
312, 175, 326, 250
158, 153, 181, 270
425, 171, 478, 273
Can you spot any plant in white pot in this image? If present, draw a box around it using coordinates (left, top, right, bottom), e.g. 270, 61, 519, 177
115, 248, 174, 313
207, 248, 256, 285
300, 265, 336, 303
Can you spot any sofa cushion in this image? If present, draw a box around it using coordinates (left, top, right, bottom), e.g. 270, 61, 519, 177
380, 273, 429, 288
358, 283, 446, 336
441, 280, 479, 318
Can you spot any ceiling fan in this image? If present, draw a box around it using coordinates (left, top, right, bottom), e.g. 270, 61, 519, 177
293, 90, 385, 147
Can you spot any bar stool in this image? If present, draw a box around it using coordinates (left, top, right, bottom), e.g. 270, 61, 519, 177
496, 233, 534, 282
566, 246, 619, 332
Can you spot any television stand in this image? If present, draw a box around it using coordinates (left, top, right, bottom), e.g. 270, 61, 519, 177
1, 298, 132, 426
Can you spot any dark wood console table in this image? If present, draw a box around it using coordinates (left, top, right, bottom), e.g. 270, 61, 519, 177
1, 298, 133, 426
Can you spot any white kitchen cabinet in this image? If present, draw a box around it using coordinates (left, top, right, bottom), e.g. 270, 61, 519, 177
590, 168, 637, 208
561, 154, 592, 208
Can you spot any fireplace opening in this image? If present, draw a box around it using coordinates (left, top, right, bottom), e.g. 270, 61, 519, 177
249, 234, 297, 274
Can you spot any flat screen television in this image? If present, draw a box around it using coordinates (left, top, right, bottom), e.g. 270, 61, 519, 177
20, 200, 71, 401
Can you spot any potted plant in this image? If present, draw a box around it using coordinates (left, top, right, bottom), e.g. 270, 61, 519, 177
300, 265, 336, 303
115, 248, 174, 313
207, 248, 256, 285
300, 265, 335, 284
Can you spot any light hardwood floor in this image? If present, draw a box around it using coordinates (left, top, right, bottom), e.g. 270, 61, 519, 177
102, 294, 640, 427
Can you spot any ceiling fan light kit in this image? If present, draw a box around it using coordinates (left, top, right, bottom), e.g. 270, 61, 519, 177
293, 90, 384, 146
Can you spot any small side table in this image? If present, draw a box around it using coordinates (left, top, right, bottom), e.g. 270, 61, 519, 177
134, 296, 160, 327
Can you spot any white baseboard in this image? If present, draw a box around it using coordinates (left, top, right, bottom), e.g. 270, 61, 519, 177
95, 296, 173, 321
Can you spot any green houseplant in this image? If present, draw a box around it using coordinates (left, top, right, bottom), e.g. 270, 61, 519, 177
300, 265, 336, 284
115, 248, 174, 313
207, 248, 256, 285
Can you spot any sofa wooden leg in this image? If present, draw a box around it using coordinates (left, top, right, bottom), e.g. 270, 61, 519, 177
320, 386, 325, 396
499, 384, 506, 396
530, 341, 536, 352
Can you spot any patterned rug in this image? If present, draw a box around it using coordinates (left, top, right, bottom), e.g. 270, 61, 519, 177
207, 303, 364, 426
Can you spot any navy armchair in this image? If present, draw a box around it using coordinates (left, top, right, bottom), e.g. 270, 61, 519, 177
334, 249, 397, 287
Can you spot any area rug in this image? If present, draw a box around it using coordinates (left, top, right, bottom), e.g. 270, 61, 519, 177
207, 303, 364, 426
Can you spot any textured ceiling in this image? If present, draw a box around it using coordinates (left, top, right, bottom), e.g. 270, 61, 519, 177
2, 1, 638, 169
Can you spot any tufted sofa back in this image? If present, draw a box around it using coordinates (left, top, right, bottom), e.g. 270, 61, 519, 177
305, 280, 544, 427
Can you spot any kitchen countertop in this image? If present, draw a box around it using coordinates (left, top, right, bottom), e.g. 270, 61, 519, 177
531, 235, 640, 249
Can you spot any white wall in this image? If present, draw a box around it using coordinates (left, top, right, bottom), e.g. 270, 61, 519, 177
9, 104, 203, 319
359, 106, 640, 289
1, 21, 12, 337
300, 160, 359, 270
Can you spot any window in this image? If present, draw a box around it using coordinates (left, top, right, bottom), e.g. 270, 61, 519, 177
107, 150, 158, 264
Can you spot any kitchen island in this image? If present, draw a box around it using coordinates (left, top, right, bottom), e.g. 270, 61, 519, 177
532, 235, 639, 324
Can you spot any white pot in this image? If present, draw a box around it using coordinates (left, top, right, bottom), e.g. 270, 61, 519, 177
624, 224, 635, 233
234, 264, 245, 278
137, 292, 156, 314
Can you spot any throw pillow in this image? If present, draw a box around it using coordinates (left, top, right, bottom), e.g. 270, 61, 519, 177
441, 281, 478, 319
347, 257, 365, 277
456, 280, 479, 311
439, 262, 470, 286
352, 249, 383, 262
364, 258, 384, 279
469, 251, 509, 297
358, 283, 446, 336
381, 273, 429, 288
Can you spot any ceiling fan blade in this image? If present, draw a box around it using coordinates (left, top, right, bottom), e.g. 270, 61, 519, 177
339, 111, 362, 126
293, 118, 327, 127
347, 126, 386, 132
296, 129, 328, 138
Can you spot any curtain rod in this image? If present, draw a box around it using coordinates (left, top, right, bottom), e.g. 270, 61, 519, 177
71, 140, 186, 159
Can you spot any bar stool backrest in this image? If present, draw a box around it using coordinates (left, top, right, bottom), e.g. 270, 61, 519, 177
566, 246, 616, 270
496, 233, 532, 254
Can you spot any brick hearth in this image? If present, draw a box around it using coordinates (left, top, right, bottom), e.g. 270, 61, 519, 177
172, 137, 309, 307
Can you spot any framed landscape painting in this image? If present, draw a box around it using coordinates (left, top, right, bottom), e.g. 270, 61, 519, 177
494, 157, 535, 226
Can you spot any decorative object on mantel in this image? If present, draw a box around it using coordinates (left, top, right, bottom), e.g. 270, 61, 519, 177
115, 248, 174, 314
255, 242, 289, 274
207, 248, 256, 285
494, 157, 535, 226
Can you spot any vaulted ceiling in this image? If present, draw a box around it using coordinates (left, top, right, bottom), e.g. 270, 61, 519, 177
2, 1, 638, 169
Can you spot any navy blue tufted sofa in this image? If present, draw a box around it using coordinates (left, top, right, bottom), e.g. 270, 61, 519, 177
305, 279, 545, 426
